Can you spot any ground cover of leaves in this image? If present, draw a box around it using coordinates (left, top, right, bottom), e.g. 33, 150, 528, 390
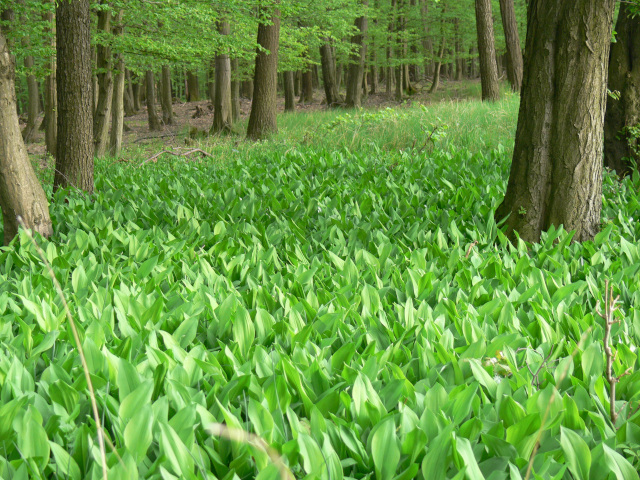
1, 143, 639, 480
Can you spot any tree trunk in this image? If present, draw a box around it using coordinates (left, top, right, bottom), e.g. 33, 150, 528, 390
499, 0, 523, 92
420, 0, 433, 79
242, 80, 254, 100
186, 70, 199, 101
21, 54, 39, 143
110, 10, 124, 157
211, 20, 233, 134
93, 4, 113, 158
247, 6, 280, 140
0, 33, 53, 244
475, 0, 500, 101
284, 71, 295, 111
124, 68, 136, 116
145, 70, 161, 131
345, 2, 368, 108
207, 60, 215, 103
319, 42, 341, 107
604, 3, 640, 177
300, 67, 314, 104
495, 0, 615, 243
55, 0, 93, 194
132, 72, 141, 111
429, 36, 446, 93
160, 65, 174, 125
231, 58, 240, 122
43, 6, 56, 157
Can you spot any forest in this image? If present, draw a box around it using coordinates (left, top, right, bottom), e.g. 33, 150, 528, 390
0, 0, 640, 479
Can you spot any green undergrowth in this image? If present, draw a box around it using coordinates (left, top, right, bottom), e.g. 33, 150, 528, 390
4, 109, 640, 479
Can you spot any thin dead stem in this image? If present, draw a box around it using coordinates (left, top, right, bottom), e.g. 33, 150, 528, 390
596, 280, 632, 425
205, 423, 294, 480
16, 217, 108, 480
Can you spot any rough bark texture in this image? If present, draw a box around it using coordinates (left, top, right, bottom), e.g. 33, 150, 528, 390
499, 0, 524, 92
283, 71, 295, 111
161, 65, 174, 125
93, 4, 113, 158
230, 58, 240, 123
345, 3, 368, 109
0, 33, 52, 244
319, 42, 341, 107
55, 0, 94, 194
145, 70, 161, 131
211, 20, 232, 134
300, 66, 314, 104
186, 70, 199, 101
604, 3, 640, 177
495, 0, 615, 243
110, 10, 124, 157
247, 7, 280, 141
475, 0, 500, 101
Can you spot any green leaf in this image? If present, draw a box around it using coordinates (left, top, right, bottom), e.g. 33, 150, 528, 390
49, 441, 82, 480
125, 406, 153, 462
371, 416, 400, 480
560, 427, 591, 480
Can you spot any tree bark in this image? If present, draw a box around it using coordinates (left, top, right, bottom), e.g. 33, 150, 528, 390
124, 68, 136, 116
429, 36, 446, 93
186, 70, 199, 101
211, 20, 232, 134
0, 33, 53, 244
110, 10, 124, 157
495, 0, 615, 243
300, 69, 313, 104
247, 6, 280, 140
499, 0, 523, 92
131, 72, 141, 111
284, 71, 295, 111
475, 0, 500, 101
55, 0, 93, 194
21, 53, 39, 143
345, 3, 368, 108
319, 42, 341, 107
43, 5, 56, 157
160, 65, 174, 125
93, 4, 113, 158
145, 70, 161, 131
231, 58, 240, 122
604, 3, 640, 177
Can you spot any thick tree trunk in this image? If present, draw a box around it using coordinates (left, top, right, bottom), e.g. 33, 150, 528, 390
231, 58, 240, 122
0, 33, 53, 244
124, 68, 136, 116
186, 70, 199, 102
475, 0, 500, 101
145, 70, 161, 131
604, 3, 640, 177
345, 3, 368, 108
242, 80, 253, 100
284, 71, 295, 111
55, 0, 93, 194
247, 6, 280, 140
43, 6, 56, 157
495, 0, 615, 243
319, 42, 341, 107
211, 20, 233, 134
110, 10, 124, 157
160, 65, 174, 125
499, 0, 523, 92
93, 4, 113, 158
